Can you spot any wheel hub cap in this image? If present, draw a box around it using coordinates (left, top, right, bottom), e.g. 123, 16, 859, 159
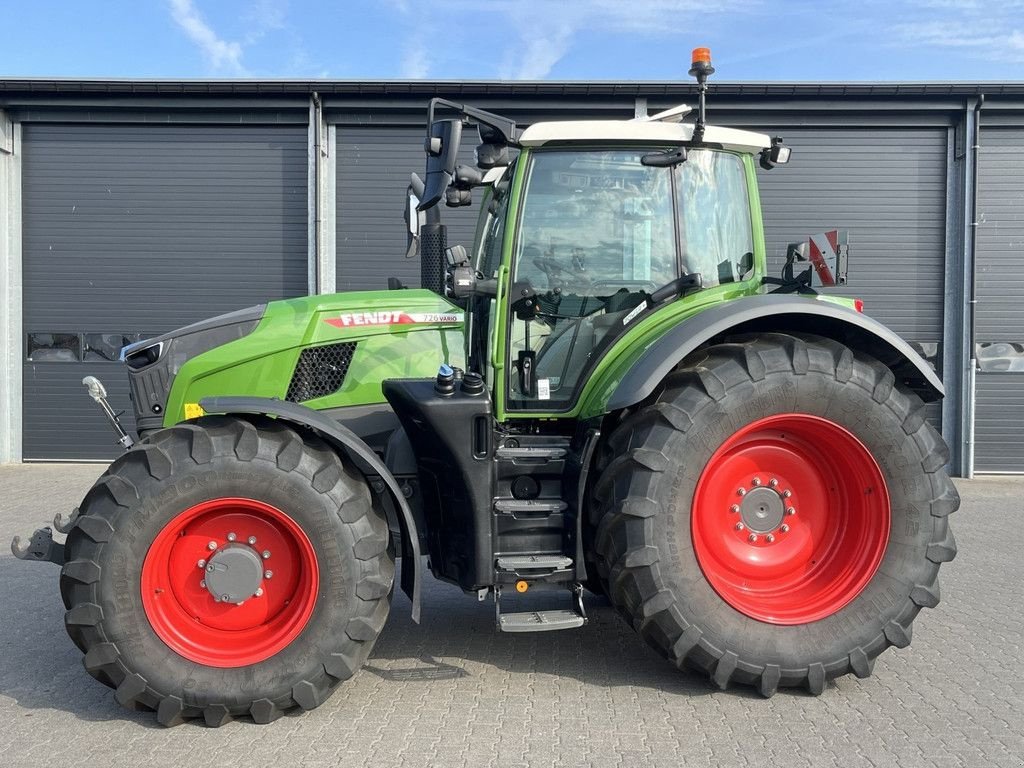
692, 414, 890, 625
739, 486, 785, 533
204, 544, 265, 604
141, 497, 318, 667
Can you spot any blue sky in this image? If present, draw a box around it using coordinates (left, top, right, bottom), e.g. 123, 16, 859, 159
3, 0, 1023, 81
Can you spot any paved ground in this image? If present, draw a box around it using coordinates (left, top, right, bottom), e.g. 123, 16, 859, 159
0, 464, 1021, 768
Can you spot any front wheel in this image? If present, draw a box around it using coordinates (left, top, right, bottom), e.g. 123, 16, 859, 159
60, 416, 394, 726
591, 333, 959, 696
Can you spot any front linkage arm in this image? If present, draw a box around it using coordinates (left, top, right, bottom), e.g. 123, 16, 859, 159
10, 507, 79, 566
11, 526, 65, 566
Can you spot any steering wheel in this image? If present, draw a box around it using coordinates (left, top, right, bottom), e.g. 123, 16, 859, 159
532, 256, 591, 291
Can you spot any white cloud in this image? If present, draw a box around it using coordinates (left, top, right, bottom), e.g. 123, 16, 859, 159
167, 0, 247, 75
390, 0, 754, 80
401, 36, 431, 79
243, 0, 287, 45
509, 25, 574, 80
497, 0, 753, 78
896, 1, 1024, 65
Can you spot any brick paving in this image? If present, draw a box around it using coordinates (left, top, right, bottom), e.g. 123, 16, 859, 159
1, 464, 1021, 767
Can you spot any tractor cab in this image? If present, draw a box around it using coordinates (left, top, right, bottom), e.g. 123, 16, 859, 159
383, 56, 791, 627
411, 98, 781, 421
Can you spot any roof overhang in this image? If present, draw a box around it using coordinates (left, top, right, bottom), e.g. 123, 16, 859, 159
518, 120, 771, 153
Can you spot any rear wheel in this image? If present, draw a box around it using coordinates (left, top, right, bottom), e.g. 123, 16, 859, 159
591, 333, 958, 695
60, 416, 394, 726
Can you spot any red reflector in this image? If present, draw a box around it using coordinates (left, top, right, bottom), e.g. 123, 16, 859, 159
854, 299, 865, 313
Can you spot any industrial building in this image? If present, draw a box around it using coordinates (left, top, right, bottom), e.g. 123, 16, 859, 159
0, 78, 1021, 473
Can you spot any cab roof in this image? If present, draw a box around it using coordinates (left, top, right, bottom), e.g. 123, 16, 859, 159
518, 120, 771, 154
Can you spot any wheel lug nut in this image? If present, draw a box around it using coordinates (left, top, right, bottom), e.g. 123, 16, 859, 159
769, 478, 778, 488
200, 580, 206, 588
207, 541, 217, 551
221, 594, 230, 602
780, 524, 790, 533
737, 488, 746, 497
247, 536, 257, 545
197, 559, 206, 568
786, 507, 796, 516
752, 477, 761, 486
227, 532, 237, 542
207, 564, 215, 572
264, 570, 273, 579
748, 533, 758, 543
783, 490, 792, 498
730, 504, 740, 513
735, 522, 744, 531
255, 587, 264, 597
766, 534, 775, 543
262, 550, 271, 560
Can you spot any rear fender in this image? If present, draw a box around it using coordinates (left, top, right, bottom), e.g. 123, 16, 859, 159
199, 396, 423, 623
607, 294, 943, 412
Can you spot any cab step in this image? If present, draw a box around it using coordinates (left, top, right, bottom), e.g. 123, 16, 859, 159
498, 610, 585, 633
496, 554, 573, 571
494, 499, 567, 514
494, 582, 587, 633
495, 446, 567, 461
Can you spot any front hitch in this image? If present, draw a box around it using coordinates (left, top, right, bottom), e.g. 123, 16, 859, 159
11, 526, 65, 566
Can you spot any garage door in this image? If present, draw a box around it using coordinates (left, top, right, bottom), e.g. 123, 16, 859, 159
22, 123, 308, 460
336, 125, 480, 291
755, 127, 948, 429
975, 124, 1024, 472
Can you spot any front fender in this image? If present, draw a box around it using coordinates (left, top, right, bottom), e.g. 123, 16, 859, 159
607, 294, 943, 412
199, 396, 423, 623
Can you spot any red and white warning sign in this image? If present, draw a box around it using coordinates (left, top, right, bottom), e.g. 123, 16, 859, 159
806, 230, 849, 287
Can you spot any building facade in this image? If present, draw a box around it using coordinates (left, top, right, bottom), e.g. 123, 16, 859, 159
1, 79, 1022, 473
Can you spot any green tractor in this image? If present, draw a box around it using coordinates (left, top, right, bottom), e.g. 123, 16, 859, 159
13, 51, 958, 726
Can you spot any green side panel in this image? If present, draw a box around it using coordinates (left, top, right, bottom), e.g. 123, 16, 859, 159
165, 289, 465, 424
573, 283, 756, 419
576, 292, 863, 419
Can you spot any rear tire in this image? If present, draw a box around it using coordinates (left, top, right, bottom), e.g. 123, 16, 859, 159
590, 333, 958, 696
60, 415, 394, 726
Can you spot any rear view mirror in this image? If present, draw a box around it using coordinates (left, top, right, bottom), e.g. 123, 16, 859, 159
419, 119, 463, 211
404, 184, 426, 258
406, 189, 421, 238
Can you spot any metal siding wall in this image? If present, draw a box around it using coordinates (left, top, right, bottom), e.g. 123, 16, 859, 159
756, 127, 948, 428
335, 126, 480, 291
975, 124, 1024, 472
22, 123, 309, 460
975, 377, 1024, 471
757, 128, 947, 340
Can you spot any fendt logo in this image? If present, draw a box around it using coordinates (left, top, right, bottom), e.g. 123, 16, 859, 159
324, 311, 463, 328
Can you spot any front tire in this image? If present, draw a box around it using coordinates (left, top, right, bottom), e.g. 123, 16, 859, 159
60, 416, 394, 726
591, 333, 959, 696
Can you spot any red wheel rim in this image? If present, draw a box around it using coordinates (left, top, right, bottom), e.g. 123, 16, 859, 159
692, 414, 889, 625
141, 498, 318, 667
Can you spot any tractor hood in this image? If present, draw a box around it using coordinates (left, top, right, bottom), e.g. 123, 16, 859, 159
124, 289, 466, 432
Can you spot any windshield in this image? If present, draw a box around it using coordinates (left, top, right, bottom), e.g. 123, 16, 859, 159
507, 147, 753, 411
